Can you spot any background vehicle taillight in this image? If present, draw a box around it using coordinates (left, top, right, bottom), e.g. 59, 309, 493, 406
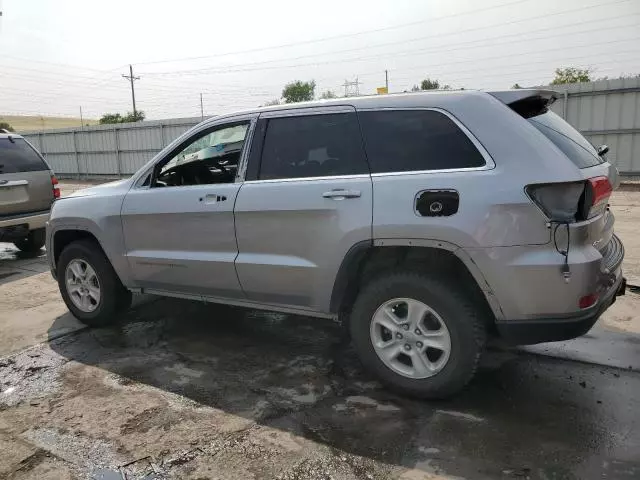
51, 175, 60, 199
527, 176, 613, 222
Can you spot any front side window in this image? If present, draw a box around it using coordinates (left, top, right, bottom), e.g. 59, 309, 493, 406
154, 123, 249, 187
0, 138, 48, 173
358, 110, 486, 173
258, 113, 368, 180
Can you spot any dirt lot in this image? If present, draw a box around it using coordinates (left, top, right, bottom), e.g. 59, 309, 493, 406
1, 183, 639, 480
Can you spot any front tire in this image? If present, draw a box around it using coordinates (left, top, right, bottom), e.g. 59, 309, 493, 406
13, 228, 46, 252
349, 271, 486, 399
57, 240, 132, 327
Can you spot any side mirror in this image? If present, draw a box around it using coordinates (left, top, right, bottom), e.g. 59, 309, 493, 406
597, 144, 609, 157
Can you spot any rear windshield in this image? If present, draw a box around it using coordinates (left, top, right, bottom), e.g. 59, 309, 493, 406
0, 137, 48, 173
528, 111, 603, 168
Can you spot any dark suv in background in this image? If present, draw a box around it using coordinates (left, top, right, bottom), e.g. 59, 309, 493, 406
0, 131, 59, 252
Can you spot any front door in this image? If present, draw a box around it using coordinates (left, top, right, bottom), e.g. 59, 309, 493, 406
121, 119, 253, 298
234, 108, 373, 312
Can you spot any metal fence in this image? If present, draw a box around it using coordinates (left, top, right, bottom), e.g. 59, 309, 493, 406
21, 77, 640, 177
22, 117, 203, 178
547, 77, 640, 175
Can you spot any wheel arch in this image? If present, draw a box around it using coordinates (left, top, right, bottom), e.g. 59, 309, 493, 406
51, 226, 129, 286
329, 239, 504, 322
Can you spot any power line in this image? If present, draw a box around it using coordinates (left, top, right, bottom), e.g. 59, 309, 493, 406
139, 0, 634, 76
4, 44, 637, 108
0, 54, 126, 73
132, 0, 535, 66
2, 11, 634, 101
3, 49, 637, 114
5, 64, 635, 119
381, 47, 640, 85
136, 34, 640, 79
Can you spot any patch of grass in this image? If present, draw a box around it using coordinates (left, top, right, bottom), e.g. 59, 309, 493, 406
0, 115, 98, 132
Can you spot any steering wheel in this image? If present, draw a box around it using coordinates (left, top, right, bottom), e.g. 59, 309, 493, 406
210, 159, 229, 174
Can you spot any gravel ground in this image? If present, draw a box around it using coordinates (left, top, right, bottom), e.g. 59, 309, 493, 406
0, 182, 639, 480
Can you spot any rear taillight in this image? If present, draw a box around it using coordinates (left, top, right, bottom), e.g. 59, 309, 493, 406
582, 176, 612, 219
51, 175, 60, 199
526, 182, 584, 222
527, 176, 613, 222
579, 293, 599, 309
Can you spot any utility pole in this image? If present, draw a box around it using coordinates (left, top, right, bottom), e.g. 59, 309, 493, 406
79, 106, 84, 129
200, 93, 204, 121
385, 70, 389, 91
122, 65, 140, 117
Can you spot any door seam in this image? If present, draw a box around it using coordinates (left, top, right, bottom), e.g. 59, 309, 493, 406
232, 182, 248, 297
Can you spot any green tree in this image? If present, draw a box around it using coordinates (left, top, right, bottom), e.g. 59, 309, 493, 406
512, 83, 522, 89
99, 113, 123, 124
550, 67, 591, 85
99, 111, 145, 124
282, 80, 316, 103
0, 121, 15, 132
420, 78, 440, 90
263, 99, 281, 106
122, 110, 145, 123
411, 84, 421, 92
320, 90, 337, 99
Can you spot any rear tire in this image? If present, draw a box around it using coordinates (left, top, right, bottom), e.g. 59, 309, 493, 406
349, 271, 486, 399
13, 228, 45, 252
57, 240, 132, 327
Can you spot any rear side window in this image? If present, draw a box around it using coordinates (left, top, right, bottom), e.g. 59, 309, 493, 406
358, 110, 486, 173
259, 113, 369, 180
0, 138, 48, 173
529, 111, 603, 168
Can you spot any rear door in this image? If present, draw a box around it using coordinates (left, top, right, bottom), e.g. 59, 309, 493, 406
0, 137, 52, 217
234, 107, 373, 312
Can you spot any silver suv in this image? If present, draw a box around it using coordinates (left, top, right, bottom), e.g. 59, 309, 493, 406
1, 132, 58, 252
46, 90, 626, 398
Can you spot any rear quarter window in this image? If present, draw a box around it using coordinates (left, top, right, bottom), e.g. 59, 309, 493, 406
528, 111, 603, 169
358, 109, 486, 173
0, 138, 49, 173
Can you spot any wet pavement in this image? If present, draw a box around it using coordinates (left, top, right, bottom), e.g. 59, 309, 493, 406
1, 297, 639, 479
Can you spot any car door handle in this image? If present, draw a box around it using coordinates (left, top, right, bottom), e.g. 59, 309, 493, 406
200, 194, 227, 204
322, 189, 361, 199
0, 180, 28, 188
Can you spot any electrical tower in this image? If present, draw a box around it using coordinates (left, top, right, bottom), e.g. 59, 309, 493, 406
122, 65, 140, 117
343, 77, 362, 97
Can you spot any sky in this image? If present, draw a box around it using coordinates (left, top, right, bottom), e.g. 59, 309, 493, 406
0, 0, 639, 120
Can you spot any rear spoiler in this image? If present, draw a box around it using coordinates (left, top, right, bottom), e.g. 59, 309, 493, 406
489, 89, 557, 118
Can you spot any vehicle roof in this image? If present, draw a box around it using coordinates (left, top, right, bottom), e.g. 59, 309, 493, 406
0, 132, 24, 139
205, 88, 556, 123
